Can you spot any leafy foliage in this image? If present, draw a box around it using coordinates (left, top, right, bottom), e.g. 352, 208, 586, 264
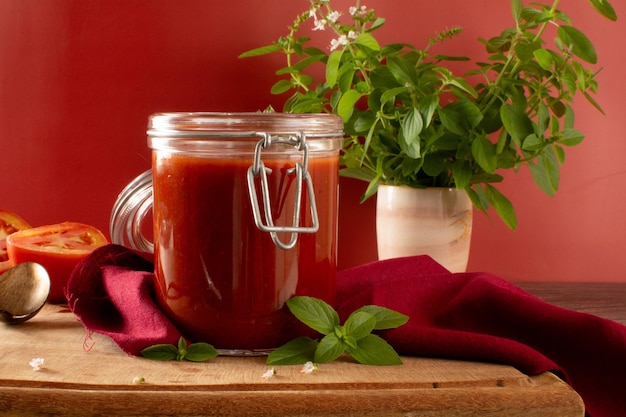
141, 337, 218, 362
240, 0, 616, 229
266, 296, 408, 366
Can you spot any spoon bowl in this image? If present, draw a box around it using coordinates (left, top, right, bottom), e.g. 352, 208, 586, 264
0, 262, 50, 324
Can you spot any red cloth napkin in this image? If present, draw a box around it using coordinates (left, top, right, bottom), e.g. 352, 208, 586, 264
67, 244, 626, 417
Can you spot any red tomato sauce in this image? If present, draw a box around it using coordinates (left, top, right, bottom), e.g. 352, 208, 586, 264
152, 152, 338, 350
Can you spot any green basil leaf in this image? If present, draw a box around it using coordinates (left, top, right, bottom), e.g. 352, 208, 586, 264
533, 48, 553, 71
354, 305, 409, 330
347, 334, 403, 366
355, 32, 381, 51
326, 49, 343, 88
266, 337, 318, 365
337, 89, 362, 123
238, 44, 280, 58
558, 26, 597, 64
559, 128, 585, 146
270, 79, 293, 95
510, 0, 523, 23
471, 136, 498, 174
380, 86, 409, 106
314, 334, 345, 363
589, 0, 617, 21
500, 104, 534, 146
140, 344, 179, 361
286, 296, 339, 335
466, 185, 488, 213
401, 108, 423, 156
522, 134, 544, 151
419, 95, 439, 127
369, 17, 386, 31
344, 311, 376, 340
528, 148, 560, 197
484, 185, 517, 230
185, 342, 219, 362
452, 160, 472, 190
387, 56, 417, 86
439, 100, 482, 135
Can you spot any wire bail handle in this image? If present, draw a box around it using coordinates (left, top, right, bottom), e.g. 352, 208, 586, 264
247, 132, 319, 250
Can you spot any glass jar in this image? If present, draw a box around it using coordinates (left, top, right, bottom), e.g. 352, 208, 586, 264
110, 112, 343, 352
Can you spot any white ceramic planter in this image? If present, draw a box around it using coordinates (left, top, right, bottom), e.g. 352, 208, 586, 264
376, 185, 473, 272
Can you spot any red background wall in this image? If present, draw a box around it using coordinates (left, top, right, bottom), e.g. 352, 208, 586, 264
1, 0, 624, 282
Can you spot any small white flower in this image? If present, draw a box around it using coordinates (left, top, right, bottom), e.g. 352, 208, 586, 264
330, 35, 348, 51
313, 18, 327, 31
348, 30, 358, 40
262, 368, 276, 379
349, 5, 367, 16
327, 11, 341, 23
29, 358, 45, 371
300, 361, 318, 374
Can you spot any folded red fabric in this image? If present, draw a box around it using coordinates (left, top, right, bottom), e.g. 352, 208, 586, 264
67, 244, 626, 417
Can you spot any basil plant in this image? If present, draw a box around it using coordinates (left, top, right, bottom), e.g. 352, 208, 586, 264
241, 0, 617, 229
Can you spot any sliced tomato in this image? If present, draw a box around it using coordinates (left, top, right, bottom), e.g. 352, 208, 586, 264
0, 209, 32, 274
6, 222, 108, 303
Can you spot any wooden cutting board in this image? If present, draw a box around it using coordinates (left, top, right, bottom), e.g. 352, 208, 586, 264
0, 304, 583, 416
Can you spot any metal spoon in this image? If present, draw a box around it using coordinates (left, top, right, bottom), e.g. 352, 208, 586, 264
0, 262, 50, 324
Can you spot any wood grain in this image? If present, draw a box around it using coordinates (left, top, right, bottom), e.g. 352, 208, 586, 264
517, 282, 626, 325
0, 303, 585, 416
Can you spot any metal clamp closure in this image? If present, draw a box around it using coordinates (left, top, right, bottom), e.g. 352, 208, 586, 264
247, 132, 319, 250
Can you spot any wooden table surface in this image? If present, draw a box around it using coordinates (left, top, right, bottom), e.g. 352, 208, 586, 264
2, 282, 623, 417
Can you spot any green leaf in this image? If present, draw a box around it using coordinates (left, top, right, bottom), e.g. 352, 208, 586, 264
533, 48, 553, 71
466, 185, 488, 212
381, 87, 410, 106
337, 89, 362, 123
419, 95, 440, 127
266, 337, 318, 365
286, 296, 339, 335
271, 79, 293, 95
559, 128, 585, 146
452, 159, 472, 190
387, 56, 416, 85
485, 185, 517, 230
439, 100, 482, 135
344, 311, 377, 340
369, 17, 386, 31
514, 40, 541, 63
522, 134, 544, 151
588, 0, 617, 21
140, 344, 179, 361
558, 26, 597, 64
326, 49, 343, 88
471, 136, 498, 174
314, 334, 345, 363
401, 108, 423, 158
238, 44, 280, 58
185, 342, 219, 362
353, 305, 409, 330
500, 104, 534, 146
355, 32, 381, 51
537, 102, 550, 135
528, 148, 560, 197
511, 0, 523, 23
347, 334, 403, 366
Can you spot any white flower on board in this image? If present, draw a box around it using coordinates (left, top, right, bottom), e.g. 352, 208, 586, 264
29, 358, 45, 371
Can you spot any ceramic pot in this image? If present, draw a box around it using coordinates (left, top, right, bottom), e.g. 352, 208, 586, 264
376, 185, 472, 272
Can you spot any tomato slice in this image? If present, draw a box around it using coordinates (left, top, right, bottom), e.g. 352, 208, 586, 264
0, 209, 32, 274
6, 222, 108, 303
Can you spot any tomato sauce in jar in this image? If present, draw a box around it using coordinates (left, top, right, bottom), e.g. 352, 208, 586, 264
147, 113, 342, 350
